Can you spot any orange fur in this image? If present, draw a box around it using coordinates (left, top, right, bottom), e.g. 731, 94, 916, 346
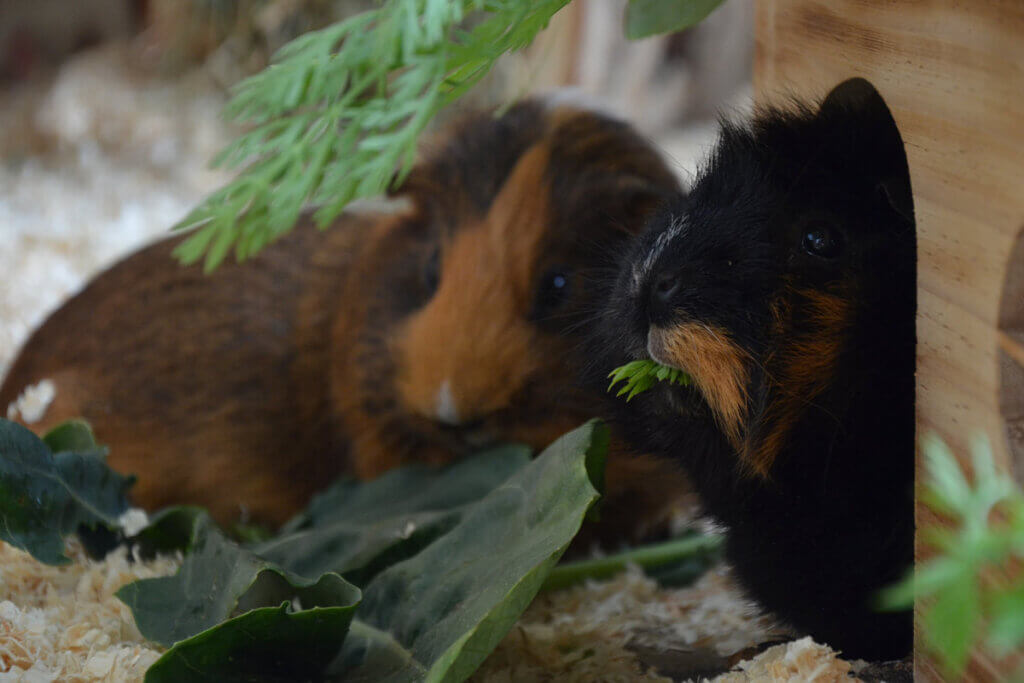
394, 146, 552, 425
649, 323, 750, 451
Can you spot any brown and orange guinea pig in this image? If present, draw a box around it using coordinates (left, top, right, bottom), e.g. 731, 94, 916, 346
0, 98, 689, 529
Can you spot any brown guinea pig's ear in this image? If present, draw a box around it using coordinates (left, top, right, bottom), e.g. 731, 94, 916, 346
617, 179, 679, 233
543, 105, 682, 235
387, 101, 551, 225
387, 165, 432, 209
386, 162, 460, 226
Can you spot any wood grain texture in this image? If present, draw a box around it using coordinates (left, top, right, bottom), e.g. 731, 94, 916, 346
755, 1, 1024, 679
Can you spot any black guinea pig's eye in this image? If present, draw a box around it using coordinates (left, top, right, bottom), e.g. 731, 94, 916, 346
802, 224, 843, 259
423, 246, 441, 293
532, 268, 571, 320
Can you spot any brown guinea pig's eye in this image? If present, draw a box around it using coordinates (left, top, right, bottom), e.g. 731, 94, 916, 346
423, 246, 441, 293
531, 268, 571, 321
802, 224, 843, 259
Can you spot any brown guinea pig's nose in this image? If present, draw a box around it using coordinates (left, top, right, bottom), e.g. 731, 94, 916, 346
394, 296, 538, 428
395, 335, 534, 428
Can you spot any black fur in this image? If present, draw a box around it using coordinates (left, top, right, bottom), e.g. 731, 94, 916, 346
592, 79, 916, 660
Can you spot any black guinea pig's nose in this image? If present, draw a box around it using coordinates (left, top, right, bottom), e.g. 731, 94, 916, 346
648, 271, 682, 325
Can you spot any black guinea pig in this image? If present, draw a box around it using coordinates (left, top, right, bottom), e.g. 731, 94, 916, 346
593, 78, 916, 661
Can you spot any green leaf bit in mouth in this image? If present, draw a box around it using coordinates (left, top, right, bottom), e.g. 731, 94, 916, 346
607, 359, 692, 401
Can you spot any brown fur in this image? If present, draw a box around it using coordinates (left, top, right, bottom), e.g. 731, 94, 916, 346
648, 323, 750, 451
0, 215, 378, 523
744, 287, 850, 476
1, 99, 685, 530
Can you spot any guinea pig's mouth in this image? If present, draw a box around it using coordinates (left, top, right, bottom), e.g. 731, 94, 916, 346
641, 329, 699, 412
434, 419, 500, 452
646, 324, 750, 448
646, 332, 687, 376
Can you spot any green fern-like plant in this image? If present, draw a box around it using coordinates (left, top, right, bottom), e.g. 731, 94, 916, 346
880, 433, 1024, 677
607, 359, 691, 401
173, 0, 572, 272
171, 0, 727, 272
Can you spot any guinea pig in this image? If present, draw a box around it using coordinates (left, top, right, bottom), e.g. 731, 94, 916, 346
0, 98, 687, 528
593, 78, 916, 660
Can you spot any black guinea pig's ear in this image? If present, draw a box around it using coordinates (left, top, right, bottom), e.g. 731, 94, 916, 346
819, 78, 915, 225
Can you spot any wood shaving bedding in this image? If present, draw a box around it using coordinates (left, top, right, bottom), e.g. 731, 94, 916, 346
1, 542, 852, 683
475, 565, 804, 683
0, 541, 178, 682
715, 638, 856, 683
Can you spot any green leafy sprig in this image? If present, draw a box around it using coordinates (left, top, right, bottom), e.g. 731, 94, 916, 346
174, 0, 571, 272
172, 0, 732, 272
880, 433, 1024, 677
607, 359, 691, 401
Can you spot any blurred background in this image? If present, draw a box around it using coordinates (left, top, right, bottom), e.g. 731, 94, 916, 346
0, 0, 753, 375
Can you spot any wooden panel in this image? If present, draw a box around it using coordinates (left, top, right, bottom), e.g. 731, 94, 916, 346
755, 1, 1024, 679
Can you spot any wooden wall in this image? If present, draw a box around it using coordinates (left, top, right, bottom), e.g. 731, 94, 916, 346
755, 1, 1024, 679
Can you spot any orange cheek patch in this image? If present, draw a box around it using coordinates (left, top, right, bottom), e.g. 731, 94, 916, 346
394, 145, 554, 425
745, 288, 851, 477
393, 227, 538, 423
648, 323, 750, 451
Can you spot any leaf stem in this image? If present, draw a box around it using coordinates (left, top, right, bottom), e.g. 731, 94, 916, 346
541, 534, 724, 592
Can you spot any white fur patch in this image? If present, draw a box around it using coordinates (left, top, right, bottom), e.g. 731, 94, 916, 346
7, 379, 56, 424
435, 379, 460, 426
632, 215, 686, 292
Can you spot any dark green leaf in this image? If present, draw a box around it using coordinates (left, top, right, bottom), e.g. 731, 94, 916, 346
333, 420, 608, 682
625, 0, 727, 40
42, 419, 105, 457
132, 505, 208, 558
289, 444, 530, 530
144, 573, 360, 683
0, 418, 133, 564
119, 514, 359, 649
256, 444, 530, 585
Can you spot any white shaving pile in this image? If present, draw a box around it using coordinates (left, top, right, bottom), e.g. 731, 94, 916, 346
474, 565, 803, 683
0, 43, 232, 381
0, 540, 178, 682
716, 637, 855, 683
